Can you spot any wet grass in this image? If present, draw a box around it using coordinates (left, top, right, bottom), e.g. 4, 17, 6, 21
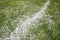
25, 0, 60, 40
0, 0, 46, 39
0, 0, 60, 40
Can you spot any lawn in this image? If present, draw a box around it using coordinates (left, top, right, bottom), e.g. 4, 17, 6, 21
0, 0, 60, 40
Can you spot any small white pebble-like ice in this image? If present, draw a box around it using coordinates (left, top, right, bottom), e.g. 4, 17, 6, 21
4, 0, 50, 40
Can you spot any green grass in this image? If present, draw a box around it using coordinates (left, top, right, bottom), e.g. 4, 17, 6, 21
0, 0, 60, 40
0, 0, 46, 38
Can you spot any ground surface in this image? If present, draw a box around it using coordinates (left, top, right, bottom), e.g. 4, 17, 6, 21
0, 0, 60, 40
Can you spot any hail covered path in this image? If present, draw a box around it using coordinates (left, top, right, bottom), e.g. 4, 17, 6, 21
4, 0, 50, 40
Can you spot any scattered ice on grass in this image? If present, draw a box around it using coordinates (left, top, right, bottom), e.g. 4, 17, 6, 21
1, 0, 50, 40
